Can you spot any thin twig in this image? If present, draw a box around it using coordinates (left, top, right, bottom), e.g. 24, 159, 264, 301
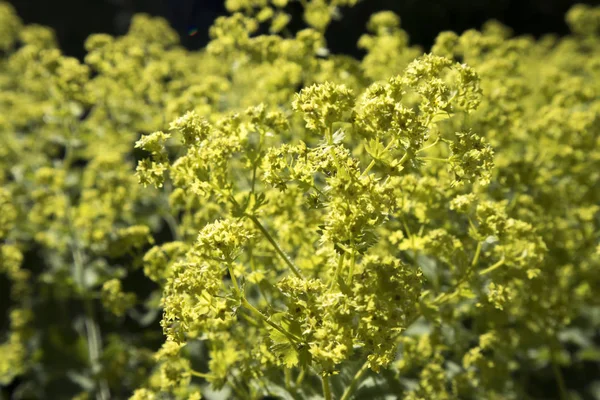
70, 217, 110, 400
340, 362, 370, 400
322, 375, 332, 400
247, 215, 304, 279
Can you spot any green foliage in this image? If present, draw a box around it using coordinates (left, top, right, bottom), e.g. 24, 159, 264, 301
1, 1, 600, 399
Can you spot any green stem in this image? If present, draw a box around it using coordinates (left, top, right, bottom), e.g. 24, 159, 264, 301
296, 367, 306, 386
163, 212, 181, 241
433, 238, 485, 305
340, 316, 427, 400
251, 133, 261, 195
251, 163, 258, 194
552, 361, 569, 400
419, 157, 449, 162
467, 217, 479, 236
63, 123, 77, 170
241, 298, 302, 343
227, 262, 241, 294
285, 368, 292, 390
340, 314, 420, 400
416, 136, 440, 153
312, 184, 327, 199
229, 375, 250, 400
162, 181, 180, 240
479, 258, 505, 276
248, 215, 304, 279
249, 246, 269, 303
362, 159, 377, 177
190, 369, 211, 379
346, 248, 356, 285
334, 243, 353, 255
361, 139, 401, 177
69, 213, 110, 400
401, 216, 415, 250
433, 245, 482, 306
285, 368, 299, 398
239, 312, 261, 327
340, 362, 370, 400
471, 241, 482, 267
322, 375, 332, 400
330, 253, 345, 289
326, 126, 343, 173
397, 152, 410, 166
83, 305, 110, 400
551, 345, 569, 400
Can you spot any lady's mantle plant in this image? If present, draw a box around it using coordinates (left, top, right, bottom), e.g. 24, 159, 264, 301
1, 1, 600, 399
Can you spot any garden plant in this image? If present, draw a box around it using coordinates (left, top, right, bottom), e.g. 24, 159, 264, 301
0, 0, 599, 399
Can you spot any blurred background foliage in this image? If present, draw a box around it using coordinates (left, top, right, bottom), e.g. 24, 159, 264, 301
5, 0, 600, 59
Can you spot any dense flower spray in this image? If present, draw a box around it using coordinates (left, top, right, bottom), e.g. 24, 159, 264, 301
0, 1, 599, 399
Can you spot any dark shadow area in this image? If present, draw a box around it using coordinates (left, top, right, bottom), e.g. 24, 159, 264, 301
6, 0, 599, 59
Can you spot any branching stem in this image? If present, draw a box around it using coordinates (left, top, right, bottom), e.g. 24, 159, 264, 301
241, 298, 302, 344
248, 215, 304, 279
479, 257, 505, 276
361, 139, 402, 177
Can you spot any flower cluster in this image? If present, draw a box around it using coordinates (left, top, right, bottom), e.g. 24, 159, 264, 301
1, 0, 599, 399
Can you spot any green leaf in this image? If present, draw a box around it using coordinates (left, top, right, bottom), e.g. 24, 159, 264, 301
577, 347, 600, 362
430, 111, 454, 123
282, 346, 299, 368
268, 314, 301, 368
365, 139, 385, 159
332, 128, 347, 144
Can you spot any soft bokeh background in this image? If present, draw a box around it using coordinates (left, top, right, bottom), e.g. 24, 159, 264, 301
6, 0, 599, 59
